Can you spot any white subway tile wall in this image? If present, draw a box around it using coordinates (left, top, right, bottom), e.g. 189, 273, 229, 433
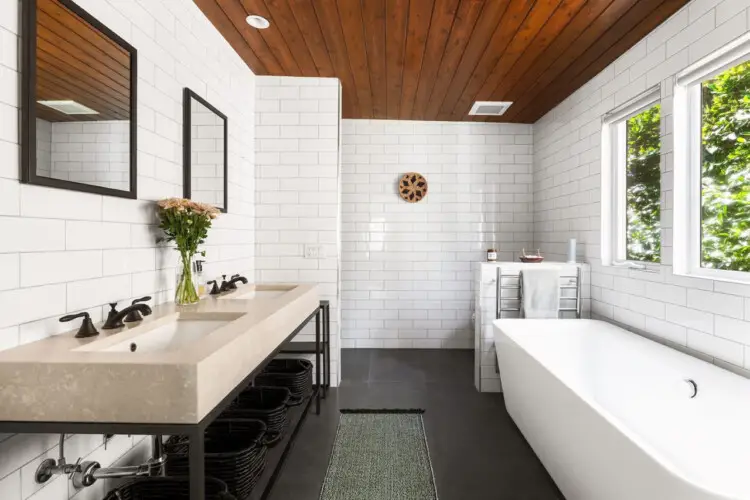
254, 76, 342, 386
533, 0, 750, 375
340, 119, 534, 348
0, 0, 256, 498
44, 120, 131, 191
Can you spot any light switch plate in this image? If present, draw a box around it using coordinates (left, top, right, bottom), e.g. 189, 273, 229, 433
304, 245, 325, 259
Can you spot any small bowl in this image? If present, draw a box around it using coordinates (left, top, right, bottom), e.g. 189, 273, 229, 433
519, 256, 545, 263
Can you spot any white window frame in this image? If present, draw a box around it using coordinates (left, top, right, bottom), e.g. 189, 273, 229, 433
674, 32, 750, 283
601, 86, 661, 268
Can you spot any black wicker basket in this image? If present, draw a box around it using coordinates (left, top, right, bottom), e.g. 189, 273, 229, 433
255, 359, 313, 406
221, 386, 291, 445
165, 419, 268, 499
102, 476, 235, 500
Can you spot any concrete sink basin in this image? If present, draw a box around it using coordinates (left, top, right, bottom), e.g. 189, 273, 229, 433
218, 284, 297, 301
75, 315, 236, 354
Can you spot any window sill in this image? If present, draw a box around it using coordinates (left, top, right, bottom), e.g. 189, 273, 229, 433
604, 261, 661, 274
674, 268, 750, 286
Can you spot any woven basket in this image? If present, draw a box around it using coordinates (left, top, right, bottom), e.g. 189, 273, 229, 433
222, 386, 291, 445
165, 419, 268, 499
102, 476, 234, 500
255, 359, 313, 406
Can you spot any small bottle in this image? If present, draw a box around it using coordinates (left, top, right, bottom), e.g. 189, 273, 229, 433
487, 248, 498, 262
567, 238, 577, 263
194, 260, 206, 298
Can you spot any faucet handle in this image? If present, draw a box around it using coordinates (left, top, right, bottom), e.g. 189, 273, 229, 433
60, 312, 99, 339
105, 302, 119, 326
207, 280, 221, 295
131, 296, 151, 305
124, 297, 152, 323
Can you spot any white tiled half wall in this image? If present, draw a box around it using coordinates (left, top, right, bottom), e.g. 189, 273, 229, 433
0, 0, 256, 498
254, 75, 342, 386
533, 0, 750, 375
340, 119, 534, 349
474, 262, 590, 392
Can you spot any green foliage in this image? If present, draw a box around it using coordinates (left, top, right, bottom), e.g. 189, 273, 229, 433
158, 207, 212, 259
157, 198, 218, 305
626, 104, 662, 262
701, 61, 750, 271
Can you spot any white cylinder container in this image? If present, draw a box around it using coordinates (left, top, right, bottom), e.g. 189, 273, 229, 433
567, 238, 577, 263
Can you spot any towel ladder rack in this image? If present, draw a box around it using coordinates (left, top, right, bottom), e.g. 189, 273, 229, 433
495, 267, 582, 319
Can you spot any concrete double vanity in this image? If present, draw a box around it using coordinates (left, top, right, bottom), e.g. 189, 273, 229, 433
0, 283, 322, 499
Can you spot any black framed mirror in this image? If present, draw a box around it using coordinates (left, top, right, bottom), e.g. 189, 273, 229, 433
21, 0, 137, 199
183, 88, 228, 212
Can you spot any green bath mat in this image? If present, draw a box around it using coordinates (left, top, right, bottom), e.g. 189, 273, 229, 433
320, 410, 438, 500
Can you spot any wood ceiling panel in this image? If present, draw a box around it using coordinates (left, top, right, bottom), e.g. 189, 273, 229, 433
362, 0, 388, 118
384, 0, 409, 118
263, 0, 319, 76
433, 0, 509, 120
196, 0, 691, 122
241, 0, 303, 73
399, 0, 435, 119
313, 0, 359, 117
422, 0, 483, 120
465, 0, 588, 122
444, 0, 535, 121
39, 0, 128, 65
498, 0, 650, 121
488, 0, 616, 108
201, 0, 273, 73
411, 0, 460, 121
338, 0, 375, 118
288, 0, 336, 77
522, 0, 688, 122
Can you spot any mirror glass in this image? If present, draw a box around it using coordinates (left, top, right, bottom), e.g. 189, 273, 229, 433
30, 0, 135, 195
185, 89, 227, 211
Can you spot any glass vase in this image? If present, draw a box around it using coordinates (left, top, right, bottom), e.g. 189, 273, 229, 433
175, 252, 200, 305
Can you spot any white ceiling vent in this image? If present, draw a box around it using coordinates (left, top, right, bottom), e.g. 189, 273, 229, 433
37, 100, 99, 115
469, 101, 513, 116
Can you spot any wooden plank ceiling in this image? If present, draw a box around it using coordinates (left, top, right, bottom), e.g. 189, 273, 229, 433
195, 0, 689, 123
35, 0, 130, 122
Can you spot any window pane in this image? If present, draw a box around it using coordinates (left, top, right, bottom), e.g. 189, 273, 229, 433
701, 61, 750, 271
625, 104, 661, 262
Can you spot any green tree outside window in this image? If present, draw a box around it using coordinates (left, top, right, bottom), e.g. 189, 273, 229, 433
626, 104, 661, 262
701, 61, 750, 271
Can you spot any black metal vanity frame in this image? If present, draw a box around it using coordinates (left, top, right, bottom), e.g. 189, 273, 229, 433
0, 301, 331, 500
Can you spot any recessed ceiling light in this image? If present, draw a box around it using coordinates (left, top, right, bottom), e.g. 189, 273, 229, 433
246, 15, 270, 29
37, 100, 99, 115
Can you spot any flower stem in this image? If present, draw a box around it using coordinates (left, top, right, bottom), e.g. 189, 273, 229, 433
175, 251, 199, 305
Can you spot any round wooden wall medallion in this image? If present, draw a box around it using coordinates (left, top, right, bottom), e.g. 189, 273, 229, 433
398, 172, 428, 203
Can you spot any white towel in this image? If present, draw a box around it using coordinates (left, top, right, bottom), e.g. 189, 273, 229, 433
521, 268, 560, 319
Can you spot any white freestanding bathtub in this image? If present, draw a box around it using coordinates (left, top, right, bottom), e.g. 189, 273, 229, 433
494, 319, 750, 500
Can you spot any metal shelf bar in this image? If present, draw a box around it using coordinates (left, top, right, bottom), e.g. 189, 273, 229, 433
496, 267, 582, 319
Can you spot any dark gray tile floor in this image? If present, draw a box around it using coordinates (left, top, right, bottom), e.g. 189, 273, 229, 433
269, 349, 563, 500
